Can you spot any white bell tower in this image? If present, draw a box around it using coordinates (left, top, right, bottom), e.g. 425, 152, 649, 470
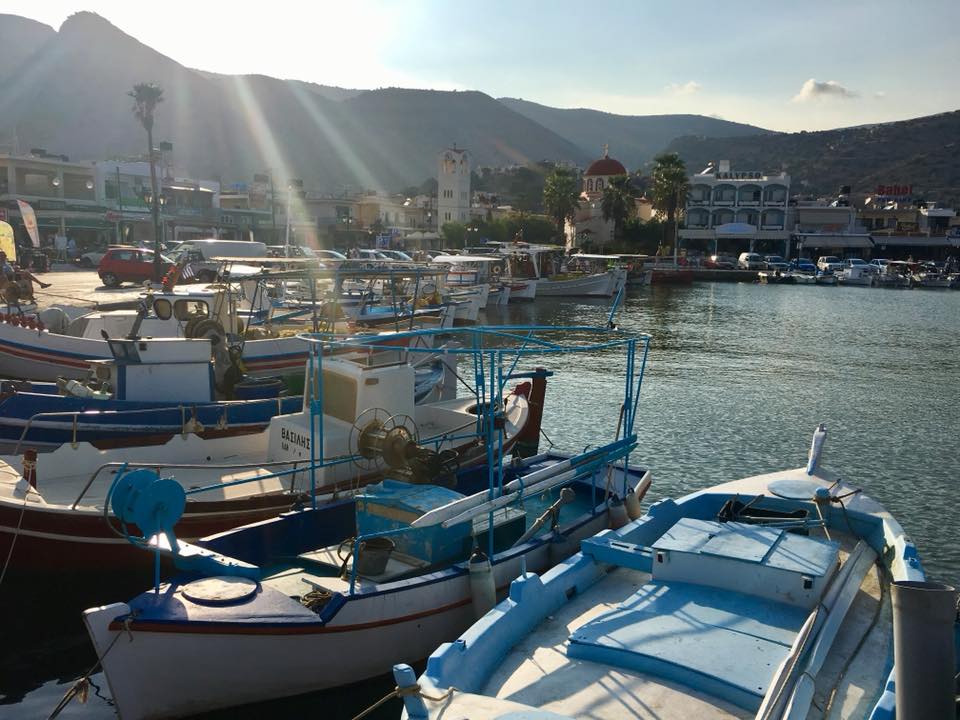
437, 145, 471, 227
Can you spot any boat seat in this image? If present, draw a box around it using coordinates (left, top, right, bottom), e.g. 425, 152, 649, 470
567, 579, 810, 712
297, 545, 431, 582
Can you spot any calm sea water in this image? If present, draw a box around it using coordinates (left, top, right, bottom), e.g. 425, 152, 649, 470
3, 281, 958, 719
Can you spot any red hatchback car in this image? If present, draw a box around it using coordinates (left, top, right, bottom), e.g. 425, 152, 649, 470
97, 247, 174, 287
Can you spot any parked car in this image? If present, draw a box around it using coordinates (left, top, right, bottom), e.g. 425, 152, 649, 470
869, 258, 891, 272
844, 258, 879, 274
738, 252, 765, 270
817, 256, 843, 272
791, 258, 817, 273
378, 250, 415, 262
703, 254, 736, 270
763, 255, 790, 271
76, 249, 108, 268
313, 249, 347, 268
169, 239, 268, 282
97, 247, 175, 287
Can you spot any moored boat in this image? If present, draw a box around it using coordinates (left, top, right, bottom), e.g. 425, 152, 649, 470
81, 324, 652, 718
396, 425, 954, 720
0, 333, 535, 576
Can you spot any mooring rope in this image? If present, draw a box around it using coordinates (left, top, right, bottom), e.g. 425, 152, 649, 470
350, 683, 454, 720
48, 614, 135, 719
0, 487, 31, 590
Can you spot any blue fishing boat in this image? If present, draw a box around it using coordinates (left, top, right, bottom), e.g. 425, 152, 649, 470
396, 425, 959, 720
82, 323, 652, 719
0, 333, 447, 453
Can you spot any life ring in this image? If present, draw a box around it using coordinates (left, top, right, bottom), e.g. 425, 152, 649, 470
185, 317, 225, 339
491, 264, 502, 276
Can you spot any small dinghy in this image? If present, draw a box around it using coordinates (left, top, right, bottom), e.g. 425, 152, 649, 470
397, 424, 958, 720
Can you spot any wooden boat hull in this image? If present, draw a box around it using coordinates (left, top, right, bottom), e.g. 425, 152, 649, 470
83, 462, 638, 719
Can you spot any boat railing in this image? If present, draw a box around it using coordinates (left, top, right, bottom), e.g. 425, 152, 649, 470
11, 397, 292, 457
340, 434, 637, 595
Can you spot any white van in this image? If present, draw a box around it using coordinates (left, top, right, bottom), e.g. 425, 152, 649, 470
173, 239, 267, 261
738, 252, 765, 270
173, 239, 267, 281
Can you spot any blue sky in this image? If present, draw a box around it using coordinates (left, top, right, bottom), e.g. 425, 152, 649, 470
8, 0, 959, 132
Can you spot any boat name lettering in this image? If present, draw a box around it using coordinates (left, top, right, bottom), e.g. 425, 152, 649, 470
281, 428, 310, 450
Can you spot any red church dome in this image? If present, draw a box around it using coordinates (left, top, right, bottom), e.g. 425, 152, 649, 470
584, 155, 627, 177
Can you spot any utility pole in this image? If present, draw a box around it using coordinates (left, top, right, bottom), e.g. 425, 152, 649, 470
115, 165, 124, 244
269, 170, 277, 244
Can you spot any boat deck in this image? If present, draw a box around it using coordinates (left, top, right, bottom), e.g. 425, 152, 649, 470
427, 527, 889, 720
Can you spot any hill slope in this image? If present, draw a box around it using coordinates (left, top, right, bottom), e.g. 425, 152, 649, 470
0, 12, 587, 190
499, 97, 773, 170
666, 111, 960, 203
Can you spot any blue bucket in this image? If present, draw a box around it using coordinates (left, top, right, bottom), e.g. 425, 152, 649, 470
234, 377, 285, 400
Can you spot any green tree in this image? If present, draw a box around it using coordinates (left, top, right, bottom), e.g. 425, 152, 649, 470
129, 82, 164, 280
650, 152, 690, 256
601, 175, 635, 243
441, 221, 467, 247
542, 168, 580, 238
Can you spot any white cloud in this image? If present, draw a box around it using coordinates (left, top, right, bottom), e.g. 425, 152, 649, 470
874, 91, 886, 99
665, 81, 701, 96
792, 78, 859, 102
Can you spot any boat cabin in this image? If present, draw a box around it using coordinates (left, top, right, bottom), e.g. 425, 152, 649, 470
81, 337, 216, 403
64, 287, 241, 340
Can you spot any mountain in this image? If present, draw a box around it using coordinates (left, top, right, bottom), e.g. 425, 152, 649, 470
0, 12, 587, 190
665, 111, 960, 204
499, 97, 773, 171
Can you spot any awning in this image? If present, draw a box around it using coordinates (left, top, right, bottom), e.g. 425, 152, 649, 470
715, 222, 757, 236
871, 235, 960, 248
796, 234, 874, 249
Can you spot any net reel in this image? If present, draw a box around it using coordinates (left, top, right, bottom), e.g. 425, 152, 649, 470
348, 407, 459, 485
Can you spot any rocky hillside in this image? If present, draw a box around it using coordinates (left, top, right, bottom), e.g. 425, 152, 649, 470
666, 111, 960, 204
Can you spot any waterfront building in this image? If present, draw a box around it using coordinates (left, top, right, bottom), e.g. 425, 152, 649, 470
791, 201, 873, 258
564, 146, 623, 251
0, 151, 108, 254
859, 198, 960, 260
679, 160, 791, 257
437, 146, 471, 226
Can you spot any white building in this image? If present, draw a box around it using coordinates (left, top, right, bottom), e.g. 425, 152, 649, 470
564, 147, 623, 251
680, 160, 791, 256
437, 146, 471, 226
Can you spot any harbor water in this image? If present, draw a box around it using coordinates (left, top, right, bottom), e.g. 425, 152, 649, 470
2, 281, 959, 719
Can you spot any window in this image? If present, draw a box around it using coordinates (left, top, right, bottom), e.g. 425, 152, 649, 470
173, 300, 209, 321
587, 179, 594, 192
111, 249, 135, 261
153, 298, 173, 320
596, 179, 604, 191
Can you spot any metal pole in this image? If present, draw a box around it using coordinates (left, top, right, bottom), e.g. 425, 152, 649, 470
147, 128, 162, 282
115, 166, 124, 244
269, 170, 277, 244
892, 580, 956, 720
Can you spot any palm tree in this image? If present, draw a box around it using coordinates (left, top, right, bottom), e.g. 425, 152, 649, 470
601, 175, 635, 247
542, 167, 580, 240
650, 152, 690, 258
129, 82, 164, 280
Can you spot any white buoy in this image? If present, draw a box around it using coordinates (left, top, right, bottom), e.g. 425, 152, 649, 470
468, 549, 495, 619
608, 495, 629, 529
624, 488, 642, 520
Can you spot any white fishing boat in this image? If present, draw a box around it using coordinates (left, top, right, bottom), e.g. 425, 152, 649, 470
0, 332, 533, 576
431, 255, 511, 309
494, 243, 618, 297
0, 285, 311, 382
82, 324, 652, 719
397, 425, 957, 720
837, 266, 875, 287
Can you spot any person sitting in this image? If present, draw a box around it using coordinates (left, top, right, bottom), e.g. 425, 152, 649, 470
0, 251, 51, 305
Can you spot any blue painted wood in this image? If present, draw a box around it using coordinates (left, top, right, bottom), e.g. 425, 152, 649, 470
567, 580, 809, 710
699, 523, 782, 564
765, 532, 837, 576
580, 532, 653, 572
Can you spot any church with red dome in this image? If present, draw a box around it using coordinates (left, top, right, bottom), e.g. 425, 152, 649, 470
565, 145, 628, 250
